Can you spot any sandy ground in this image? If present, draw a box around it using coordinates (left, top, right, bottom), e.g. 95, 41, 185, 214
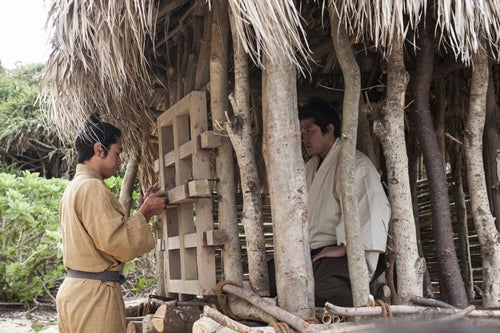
0, 307, 58, 333
0, 297, 147, 333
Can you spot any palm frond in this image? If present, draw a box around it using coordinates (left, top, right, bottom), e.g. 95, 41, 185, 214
331, 0, 499, 63
40, 0, 158, 156
228, 0, 313, 75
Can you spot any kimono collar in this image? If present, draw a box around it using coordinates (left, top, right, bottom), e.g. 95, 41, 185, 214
316, 139, 341, 171
75, 163, 103, 180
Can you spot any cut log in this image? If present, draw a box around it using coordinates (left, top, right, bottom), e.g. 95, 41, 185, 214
139, 303, 204, 333
152, 304, 167, 332
126, 320, 143, 333
141, 314, 159, 333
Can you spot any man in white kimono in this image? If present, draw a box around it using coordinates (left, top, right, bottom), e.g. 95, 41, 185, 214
56, 118, 167, 333
299, 97, 390, 307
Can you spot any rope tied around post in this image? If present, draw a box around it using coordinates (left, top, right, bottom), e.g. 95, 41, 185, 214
376, 299, 393, 319
216, 280, 242, 320
268, 321, 291, 333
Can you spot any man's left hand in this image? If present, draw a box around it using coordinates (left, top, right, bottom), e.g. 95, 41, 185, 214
312, 245, 346, 262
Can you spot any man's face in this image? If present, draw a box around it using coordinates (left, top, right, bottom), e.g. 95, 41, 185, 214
97, 139, 123, 179
300, 118, 335, 158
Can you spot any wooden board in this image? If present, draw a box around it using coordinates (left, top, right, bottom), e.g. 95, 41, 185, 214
157, 91, 217, 297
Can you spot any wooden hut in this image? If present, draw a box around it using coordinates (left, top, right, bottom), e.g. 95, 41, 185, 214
42, 0, 500, 331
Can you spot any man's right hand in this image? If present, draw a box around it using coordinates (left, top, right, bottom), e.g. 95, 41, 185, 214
138, 189, 167, 220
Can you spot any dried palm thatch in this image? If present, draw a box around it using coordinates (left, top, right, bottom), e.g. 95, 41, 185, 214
434, 0, 500, 62
228, 0, 313, 74
40, 0, 499, 182
226, 0, 499, 75
330, 0, 500, 64
40, 0, 160, 182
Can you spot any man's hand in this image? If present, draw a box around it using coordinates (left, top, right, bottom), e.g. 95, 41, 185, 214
138, 186, 167, 220
138, 183, 161, 207
312, 245, 346, 263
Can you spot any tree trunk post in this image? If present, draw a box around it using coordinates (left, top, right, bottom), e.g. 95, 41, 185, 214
328, 4, 370, 306
120, 155, 139, 218
410, 13, 468, 308
227, 6, 269, 296
484, 69, 500, 231
373, 39, 425, 303
464, 47, 500, 307
451, 140, 475, 300
210, 0, 243, 285
262, 55, 315, 317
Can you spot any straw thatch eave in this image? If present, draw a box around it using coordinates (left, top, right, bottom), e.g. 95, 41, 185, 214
41, 0, 168, 183
41, 0, 499, 184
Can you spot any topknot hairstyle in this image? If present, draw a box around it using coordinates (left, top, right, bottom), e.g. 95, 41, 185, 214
75, 114, 122, 163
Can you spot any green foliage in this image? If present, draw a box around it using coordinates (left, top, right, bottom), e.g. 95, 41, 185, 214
0, 171, 156, 305
0, 171, 68, 305
122, 253, 156, 295
0, 63, 74, 178
104, 175, 124, 195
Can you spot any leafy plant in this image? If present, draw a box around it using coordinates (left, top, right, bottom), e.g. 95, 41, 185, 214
0, 171, 68, 304
0, 64, 74, 178
0, 171, 156, 305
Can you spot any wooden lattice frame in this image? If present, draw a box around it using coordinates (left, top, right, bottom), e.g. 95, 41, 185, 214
157, 91, 218, 297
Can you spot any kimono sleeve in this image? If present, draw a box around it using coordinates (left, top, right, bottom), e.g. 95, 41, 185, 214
78, 179, 155, 262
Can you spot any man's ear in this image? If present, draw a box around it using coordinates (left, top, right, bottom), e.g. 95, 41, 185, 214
93, 143, 104, 157
327, 123, 335, 136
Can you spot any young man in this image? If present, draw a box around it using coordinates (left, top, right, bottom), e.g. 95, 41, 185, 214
56, 119, 166, 333
299, 97, 390, 307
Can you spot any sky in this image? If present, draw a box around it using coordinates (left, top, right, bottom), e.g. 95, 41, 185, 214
0, 0, 51, 69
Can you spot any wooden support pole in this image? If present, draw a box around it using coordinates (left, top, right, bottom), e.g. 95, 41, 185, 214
203, 306, 271, 333
325, 302, 500, 318
222, 284, 319, 333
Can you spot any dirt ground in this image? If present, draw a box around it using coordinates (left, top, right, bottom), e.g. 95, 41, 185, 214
0, 307, 58, 333
0, 298, 146, 333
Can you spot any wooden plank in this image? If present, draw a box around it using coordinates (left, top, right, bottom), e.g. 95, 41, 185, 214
203, 230, 228, 246
167, 184, 189, 203
188, 91, 216, 295
169, 279, 201, 295
187, 179, 212, 197
158, 119, 176, 296
164, 151, 175, 168
200, 131, 221, 149
167, 236, 180, 250
167, 180, 212, 203
183, 233, 198, 248
179, 141, 193, 160
157, 91, 192, 126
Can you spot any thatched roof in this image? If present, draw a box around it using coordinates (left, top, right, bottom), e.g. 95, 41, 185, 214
40, 0, 500, 181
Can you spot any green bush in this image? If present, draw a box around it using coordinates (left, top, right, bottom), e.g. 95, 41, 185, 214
0, 171, 156, 305
0, 171, 68, 304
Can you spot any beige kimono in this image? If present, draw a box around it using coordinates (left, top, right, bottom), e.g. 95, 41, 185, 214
56, 164, 155, 333
305, 140, 390, 276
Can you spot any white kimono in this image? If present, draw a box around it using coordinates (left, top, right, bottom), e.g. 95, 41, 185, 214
305, 140, 391, 276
